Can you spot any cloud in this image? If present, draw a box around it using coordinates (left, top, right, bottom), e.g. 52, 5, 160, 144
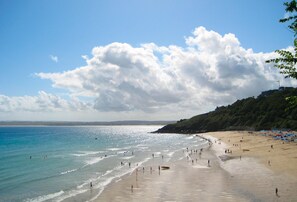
2, 26, 296, 120
36, 26, 296, 117
50, 55, 59, 63
0, 91, 91, 112
38, 42, 185, 112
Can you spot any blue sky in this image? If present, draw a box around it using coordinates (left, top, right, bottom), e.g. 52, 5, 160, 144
0, 0, 295, 121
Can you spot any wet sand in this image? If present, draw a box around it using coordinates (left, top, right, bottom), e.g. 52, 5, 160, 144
96, 131, 297, 201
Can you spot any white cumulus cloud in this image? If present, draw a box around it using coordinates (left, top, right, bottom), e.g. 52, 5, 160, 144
36, 26, 296, 117
1, 26, 296, 120
0, 91, 91, 112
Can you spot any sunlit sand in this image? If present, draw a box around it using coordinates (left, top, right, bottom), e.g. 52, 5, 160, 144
96, 131, 297, 201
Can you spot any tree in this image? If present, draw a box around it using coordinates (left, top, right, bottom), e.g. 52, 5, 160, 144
266, 0, 297, 108
280, 0, 297, 34
266, 0, 297, 79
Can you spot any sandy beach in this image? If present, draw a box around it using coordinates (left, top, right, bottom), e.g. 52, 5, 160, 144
97, 131, 297, 202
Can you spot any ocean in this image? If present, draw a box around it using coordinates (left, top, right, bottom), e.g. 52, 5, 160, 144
0, 125, 208, 202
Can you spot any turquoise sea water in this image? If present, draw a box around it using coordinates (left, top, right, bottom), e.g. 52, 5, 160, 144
0, 126, 207, 202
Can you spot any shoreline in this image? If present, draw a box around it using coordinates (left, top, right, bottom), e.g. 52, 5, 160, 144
97, 137, 249, 201
95, 131, 297, 201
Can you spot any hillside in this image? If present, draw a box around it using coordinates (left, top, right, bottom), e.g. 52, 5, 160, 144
155, 87, 297, 133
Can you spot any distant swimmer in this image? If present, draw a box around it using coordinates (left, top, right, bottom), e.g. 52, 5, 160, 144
129, 162, 131, 168
208, 160, 210, 167
30, 156, 32, 159
90, 182, 93, 188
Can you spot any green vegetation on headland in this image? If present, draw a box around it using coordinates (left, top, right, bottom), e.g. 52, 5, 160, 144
155, 87, 297, 134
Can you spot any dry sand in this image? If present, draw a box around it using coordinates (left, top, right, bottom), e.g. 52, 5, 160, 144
205, 131, 297, 177
96, 131, 297, 202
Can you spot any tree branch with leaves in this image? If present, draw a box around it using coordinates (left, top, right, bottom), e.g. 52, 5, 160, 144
266, 0, 297, 107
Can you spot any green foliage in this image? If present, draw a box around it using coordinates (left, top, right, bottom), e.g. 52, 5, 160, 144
279, 0, 297, 34
266, 0, 297, 80
266, 40, 297, 79
266, 0, 297, 107
156, 88, 297, 133
286, 95, 297, 109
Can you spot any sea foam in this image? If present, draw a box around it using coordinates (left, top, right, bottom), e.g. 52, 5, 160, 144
25, 190, 64, 202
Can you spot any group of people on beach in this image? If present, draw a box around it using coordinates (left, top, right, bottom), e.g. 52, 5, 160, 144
129, 146, 209, 193
211, 134, 283, 198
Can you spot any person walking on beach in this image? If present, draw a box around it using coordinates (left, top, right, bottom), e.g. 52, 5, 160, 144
208, 159, 210, 167
275, 187, 279, 197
